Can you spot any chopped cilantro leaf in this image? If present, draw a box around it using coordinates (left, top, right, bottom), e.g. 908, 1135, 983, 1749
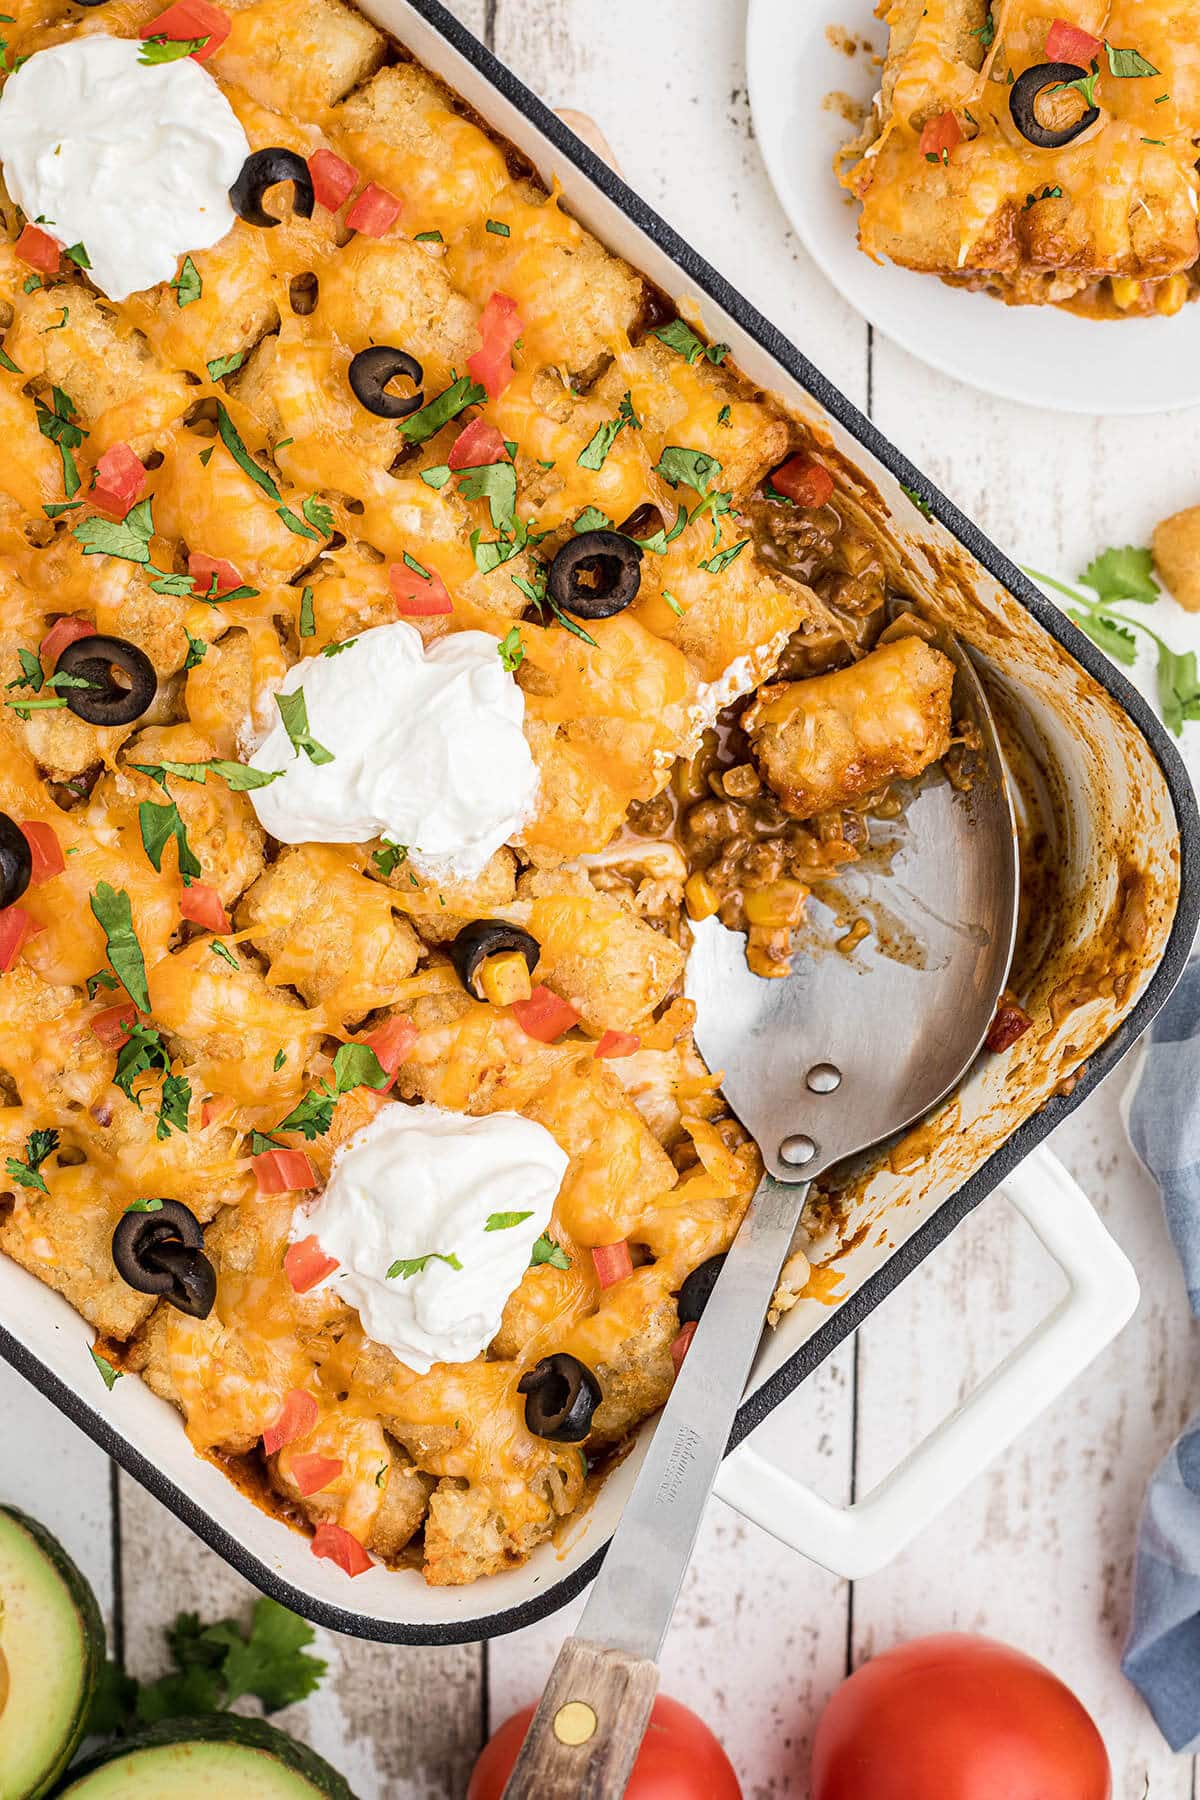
699, 538, 749, 575
397, 375, 487, 445
653, 445, 722, 496
498, 625, 525, 672
485, 1210, 533, 1231
131, 757, 283, 792
138, 799, 202, 882
209, 939, 238, 968
573, 505, 614, 535
72, 496, 154, 565
420, 464, 452, 490
1106, 43, 1159, 78
206, 351, 246, 381
414, 230, 443, 243
485, 218, 510, 237
457, 459, 518, 533
275, 688, 334, 766
64, 242, 90, 270
372, 840, 407, 876
89, 882, 150, 1012
139, 32, 210, 62
273, 1049, 287, 1071
156, 1072, 191, 1140
125, 1198, 165, 1214
530, 1233, 570, 1270
5, 1127, 59, 1195
301, 494, 334, 536
90, 1347, 121, 1390
171, 255, 202, 307
298, 585, 316, 638
387, 1251, 463, 1280
577, 390, 640, 472
653, 318, 730, 365
214, 401, 280, 502
183, 627, 207, 670
0, 341, 20, 375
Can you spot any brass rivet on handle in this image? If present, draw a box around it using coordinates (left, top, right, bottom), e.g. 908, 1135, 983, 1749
553, 1701, 597, 1746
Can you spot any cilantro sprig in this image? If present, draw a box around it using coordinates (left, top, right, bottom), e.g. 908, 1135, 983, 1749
86, 1597, 326, 1736
530, 1232, 570, 1270
275, 688, 333, 766
5, 1127, 59, 1194
577, 390, 640, 472
652, 320, 730, 367
253, 1042, 390, 1151
35, 387, 87, 499
1027, 548, 1200, 735
397, 375, 487, 446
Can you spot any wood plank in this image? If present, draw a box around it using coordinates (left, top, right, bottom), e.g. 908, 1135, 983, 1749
850, 1081, 1198, 1793
116, 1472, 485, 1798
0, 1365, 115, 1637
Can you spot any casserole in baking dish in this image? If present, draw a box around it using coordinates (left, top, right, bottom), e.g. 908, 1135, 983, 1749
839, 1, 1200, 319
0, 0, 1193, 1641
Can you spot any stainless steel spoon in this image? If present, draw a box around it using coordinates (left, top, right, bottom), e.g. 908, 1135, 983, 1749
503, 627, 1020, 1799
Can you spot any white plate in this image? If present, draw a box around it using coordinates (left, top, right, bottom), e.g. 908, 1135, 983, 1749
745, 0, 1200, 414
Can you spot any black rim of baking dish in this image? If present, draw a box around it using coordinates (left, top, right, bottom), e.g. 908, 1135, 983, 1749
2, 0, 1199, 1646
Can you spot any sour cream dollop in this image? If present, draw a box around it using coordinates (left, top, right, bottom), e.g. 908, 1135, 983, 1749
248, 622, 540, 878
0, 36, 249, 302
295, 1103, 569, 1374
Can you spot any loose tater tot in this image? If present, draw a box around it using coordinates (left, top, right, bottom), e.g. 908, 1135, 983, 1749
1153, 507, 1200, 611
746, 635, 955, 819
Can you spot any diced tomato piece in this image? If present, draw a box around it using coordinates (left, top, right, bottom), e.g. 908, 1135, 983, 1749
389, 559, 453, 616
15, 225, 61, 275
345, 182, 402, 237
143, 0, 230, 60
179, 881, 230, 933
91, 444, 146, 520
468, 292, 523, 400
187, 552, 243, 599
510, 985, 581, 1043
311, 1522, 372, 1577
364, 1015, 419, 1076
594, 1029, 641, 1060
262, 1388, 318, 1456
291, 1453, 344, 1497
448, 418, 509, 471
985, 1001, 1033, 1054
257, 1150, 319, 1197
771, 455, 835, 509
0, 907, 37, 973
308, 149, 359, 212
591, 1241, 633, 1289
91, 1002, 138, 1048
39, 616, 94, 664
284, 1232, 337, 1291
918, 110, 962, 166
19, 822, 64, 884
671, 1320, 698, 1373
1045, 19, 1103, 63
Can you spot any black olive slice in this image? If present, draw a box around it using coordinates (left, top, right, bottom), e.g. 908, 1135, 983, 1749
676, 1253, 727, 1325
547, 530, 643, 621
518, 1353, 601, 1443
0, 813, 32, 911
449, 919, 540, 999
229, 148, 315, 229
348, 346, 425, 420
618, 503, 664, 541
1009, 62, 1099, 149
112, 1198, 204, 1295
144, 1240, 218, 1319
55, 635, 156, 727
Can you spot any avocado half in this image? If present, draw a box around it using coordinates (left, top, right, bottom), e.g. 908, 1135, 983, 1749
54, 1715, 359, 1799
0, 1506, 104, 1800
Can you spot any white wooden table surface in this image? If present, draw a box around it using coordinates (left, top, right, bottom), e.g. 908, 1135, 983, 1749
5, 2, 1200, 1794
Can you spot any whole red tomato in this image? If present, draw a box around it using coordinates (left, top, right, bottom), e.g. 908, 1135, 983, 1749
468, 1694, 741, 1799
811, 1633, 1111, 1800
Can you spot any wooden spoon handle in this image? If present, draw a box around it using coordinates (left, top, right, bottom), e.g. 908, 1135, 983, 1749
500, 1636, 659, 1799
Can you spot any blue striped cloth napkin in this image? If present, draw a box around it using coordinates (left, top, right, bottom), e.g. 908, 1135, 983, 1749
1122, 959, 1200, 1752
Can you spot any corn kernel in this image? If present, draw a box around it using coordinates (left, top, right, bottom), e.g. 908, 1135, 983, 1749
1156, 274, 1189, 317
743, 880, 808, 929
478, 951, 532, 1007
1110, 277, 1142, 312
722, 762, 761, 799
684, 871, 721, 921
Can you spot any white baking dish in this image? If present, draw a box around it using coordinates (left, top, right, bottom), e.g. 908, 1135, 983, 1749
0, 0, 1195, 1643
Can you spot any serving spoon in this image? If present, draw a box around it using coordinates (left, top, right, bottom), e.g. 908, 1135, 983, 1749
502, 624, 1020, 1799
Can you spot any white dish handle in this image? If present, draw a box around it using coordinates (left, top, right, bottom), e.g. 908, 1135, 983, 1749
712, 1146, 1140, 1578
